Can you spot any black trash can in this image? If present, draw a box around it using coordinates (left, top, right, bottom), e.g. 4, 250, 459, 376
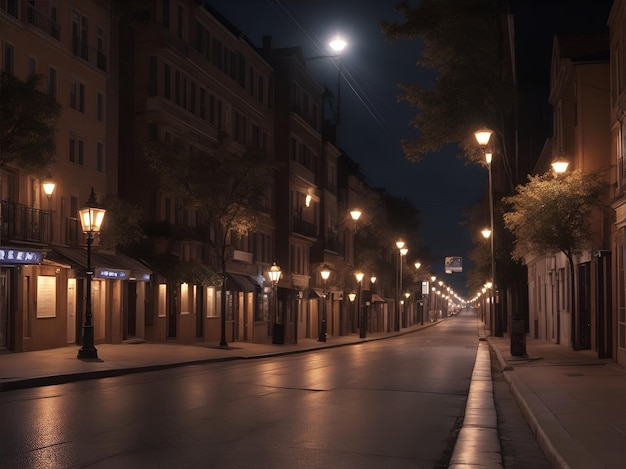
272, 323, 285, 344
510, 319, 526, 356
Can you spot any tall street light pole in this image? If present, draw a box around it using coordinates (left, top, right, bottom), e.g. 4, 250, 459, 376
308, 37, 348, 144
42, 177, 56, 242
269, 262, 282, 345
350, 209, 361, 333
475, 129, 501, 336
355, 271, 365, 338
77, 188, 106, 360
395, 241, 407, 331
319, 268, 331, 342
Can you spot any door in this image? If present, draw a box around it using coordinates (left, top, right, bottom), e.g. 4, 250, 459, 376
125, 282, 137, 338
67, 278, 76, 344
578, 263, 592, 350
0, 271, 7, 349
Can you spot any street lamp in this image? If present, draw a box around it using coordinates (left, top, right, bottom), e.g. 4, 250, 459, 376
77, 188, 106, 360
329, 36, 347, 137
476, 128, 499, 337
399, 247, 408, 328
42, 177, 56, 241
393, 241, 405, 332
355, 271, 365, 338
350, 209, 362, 273
308, 37, 348, 142
269, 262, 283, 344
319, 268, 331, 342
551, 154, 570, 174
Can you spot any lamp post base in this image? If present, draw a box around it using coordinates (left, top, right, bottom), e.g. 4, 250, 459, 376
77, 326, 98, 359
319, 319, 327, 342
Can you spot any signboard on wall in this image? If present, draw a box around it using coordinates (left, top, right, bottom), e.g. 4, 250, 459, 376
37, 276, 56, 318
0, 248, 43, 264
445, 256, 463, 273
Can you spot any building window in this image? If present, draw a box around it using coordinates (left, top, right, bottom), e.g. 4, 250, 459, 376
97, 27, 106, 71
175, 70, 180, 105
257, 75, 265, 104
70, 79, 85, 113
71, 9, 89, 61
190, 82, 196, 113
212, 38, 222, 68
97, 92, 104, 121
1, 0, 18, 17
69, 135, 84, 165
163, 63, 171, 99
149, 56, 157, 96
96, 142, 104, 172
27, 56, 36, 78
177, 5, 184, 39
162, 0, 170, 28
48, 67, 57, 99
199, 88, 206, 119
69, 136, 75, 162
3, 43, 14, 74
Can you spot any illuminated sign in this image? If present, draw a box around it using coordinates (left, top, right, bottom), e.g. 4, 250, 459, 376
131, 273, 151, 282
95, 267, 130, 280
0, 249, 43, 264
445, 256, 463, 273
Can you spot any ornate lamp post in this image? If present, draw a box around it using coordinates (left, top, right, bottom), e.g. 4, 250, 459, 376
269, 262, 282, 344
319, 268, 331, 342
77, 188, 106, 360
42, 177, 56, 241
355, 271, 365, 338
398, 245, 408, 329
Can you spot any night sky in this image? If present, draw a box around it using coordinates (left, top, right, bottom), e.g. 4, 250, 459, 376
207, 0, 612, 297
209, 0, 486, 296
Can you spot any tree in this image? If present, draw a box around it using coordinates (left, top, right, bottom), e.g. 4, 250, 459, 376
0, 72, 61, 173
503, 169, 609, 348
380, 0, 513, 164
144, 136, 278, 347
99, 196, 146, 251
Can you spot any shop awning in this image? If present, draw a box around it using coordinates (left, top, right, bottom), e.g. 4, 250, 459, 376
309, 288, 324, 299
372, 294, 386, 303
227, 273, 261, 292
47, 247, 152, 281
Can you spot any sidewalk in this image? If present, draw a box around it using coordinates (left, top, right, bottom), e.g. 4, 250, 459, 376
1, 320, 624, 469
487, 334, 626, 469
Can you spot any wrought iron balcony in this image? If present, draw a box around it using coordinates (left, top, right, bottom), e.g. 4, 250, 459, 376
1, 201, 53, 244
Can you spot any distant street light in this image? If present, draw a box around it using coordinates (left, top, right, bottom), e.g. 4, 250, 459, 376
308, 36, 348, 143
319, 268, 331, 342
269, 262, 283, 345
395, 242, 408, 331
551, 154, 570, 174
355, 271, 365, 338
77, 188, 106, 360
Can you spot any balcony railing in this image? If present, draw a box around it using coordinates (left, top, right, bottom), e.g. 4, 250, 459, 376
292, 217, 317, 238
1, 201, 53, 244
24, 2, 60, 40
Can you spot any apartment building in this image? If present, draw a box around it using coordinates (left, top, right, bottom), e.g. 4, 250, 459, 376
0, 0, 154, 352
525, 33, 611, 352
116, 1, 276, 344
610, 0, 626, 366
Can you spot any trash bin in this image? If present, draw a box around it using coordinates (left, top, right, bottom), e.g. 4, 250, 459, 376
272, 323, 285, 344
510, 319, 526, 356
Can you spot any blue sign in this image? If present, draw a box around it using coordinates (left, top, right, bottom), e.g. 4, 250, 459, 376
95, 267, 130, 280
131, 273, 151, 282
0, 249, 43, 264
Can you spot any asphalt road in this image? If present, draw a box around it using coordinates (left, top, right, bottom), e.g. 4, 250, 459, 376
1, 313, 481, 468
